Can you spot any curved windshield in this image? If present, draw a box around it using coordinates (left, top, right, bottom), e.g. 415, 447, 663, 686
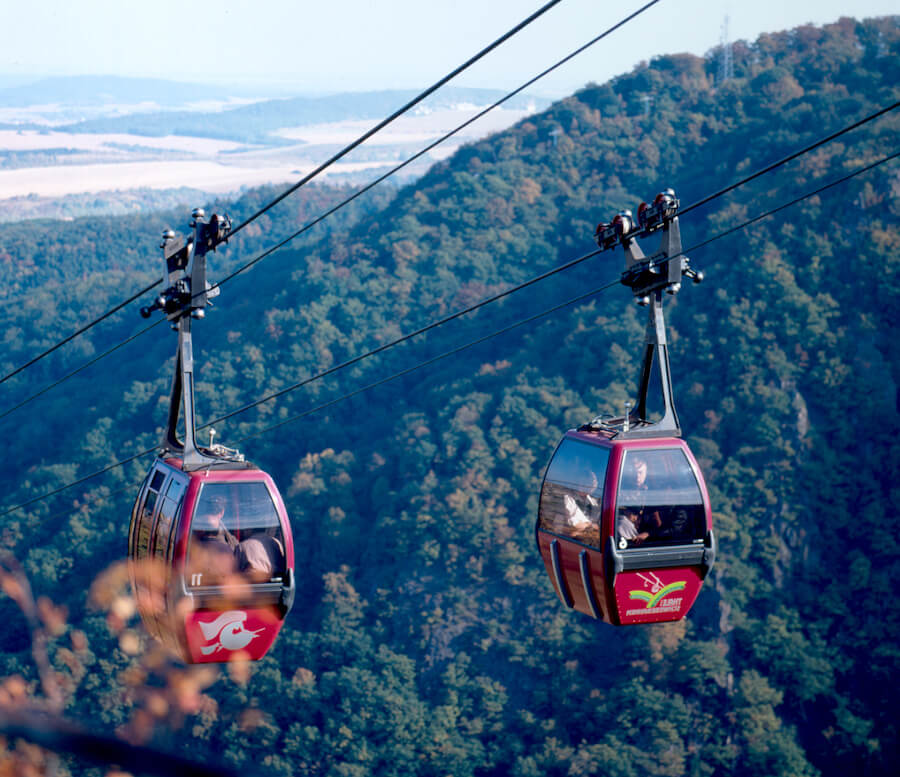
616, 448, 706, 549
538, 439, 609, 547
186, 482, 287, 587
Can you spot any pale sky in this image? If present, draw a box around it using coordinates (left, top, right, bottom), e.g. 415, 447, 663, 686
1, 0, 896, 96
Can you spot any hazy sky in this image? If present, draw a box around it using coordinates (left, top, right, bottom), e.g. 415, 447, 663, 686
1, 0, 896, 96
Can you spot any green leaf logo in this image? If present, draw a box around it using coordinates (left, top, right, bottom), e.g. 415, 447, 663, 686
628, 580, 687, 609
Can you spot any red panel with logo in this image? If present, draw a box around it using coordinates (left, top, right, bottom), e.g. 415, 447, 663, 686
184, 608, 285, 663
613, 566, 704, 625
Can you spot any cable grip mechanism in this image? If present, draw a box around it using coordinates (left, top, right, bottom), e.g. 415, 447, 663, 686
584, 188, 705, 439
594, 189, 703, 302
139, 210, 230, 321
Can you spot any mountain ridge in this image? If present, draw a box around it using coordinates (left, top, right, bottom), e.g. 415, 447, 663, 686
0, 15, 897, 776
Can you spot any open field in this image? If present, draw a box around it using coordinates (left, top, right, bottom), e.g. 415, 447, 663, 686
274, 106, 534, 146
0, 129, 249, 154
0, 100, 536, 217
0, 158, 398, 199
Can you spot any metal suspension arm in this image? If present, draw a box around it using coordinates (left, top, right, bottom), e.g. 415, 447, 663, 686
625, 290, 680, 438
165, 314, 221, 469
589, 189, 704, 439
142, 209, 235, 470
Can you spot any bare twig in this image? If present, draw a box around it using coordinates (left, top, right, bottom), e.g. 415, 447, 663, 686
0, 553, 64, 711
0, 709, 243, 777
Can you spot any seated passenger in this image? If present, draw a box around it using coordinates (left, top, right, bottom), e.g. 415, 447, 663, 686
564, 463, 601, 529
617, 508, 649, 548
188, 495, 238, 585
237, 535, 285, 582
563, 493, 593, 529
193, 495, 238, 550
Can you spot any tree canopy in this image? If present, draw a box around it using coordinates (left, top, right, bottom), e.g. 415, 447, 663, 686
0, 15, 898, 776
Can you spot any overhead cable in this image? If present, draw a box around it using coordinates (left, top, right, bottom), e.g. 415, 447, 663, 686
236, 282, 620, 444
0, 0, 572, 389
203, 147, 900, 428
680, 149, 900, 254
223, 0, 569, 242
5, 16, 891, 395
679, 100, 900, 217
14, 2, 886, 413
232, 148, 900, 439
201, 247, 603, 428
3, 147, 895, 519
209, 0, 667, 290
0, 446, 157, 519
0, 0, 666, 417
0, 278, 160, 387
0, 320, 165, 423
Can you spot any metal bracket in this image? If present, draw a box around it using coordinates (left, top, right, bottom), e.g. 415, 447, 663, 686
586, 189, 705, 439
164, 315, 221, 470
141, 209, 237, 471
140, 209, 228, 321
621, 289, 681, 437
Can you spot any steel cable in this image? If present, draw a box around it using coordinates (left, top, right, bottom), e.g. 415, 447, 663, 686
224, 0, 571, 242
0, 0, 667, 416
2, 147, 895, 519
0, 0, 574, 388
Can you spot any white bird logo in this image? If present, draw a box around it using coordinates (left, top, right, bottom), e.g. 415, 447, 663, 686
198, 611, 264, 655
636, 571, 664, 594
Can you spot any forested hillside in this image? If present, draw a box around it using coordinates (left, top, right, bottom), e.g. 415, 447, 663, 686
0, 15, 898, 776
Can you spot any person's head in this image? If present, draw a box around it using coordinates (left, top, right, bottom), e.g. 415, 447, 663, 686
195, 494, 227, 530
621, 508, 640, 526
631, 456, 648, 487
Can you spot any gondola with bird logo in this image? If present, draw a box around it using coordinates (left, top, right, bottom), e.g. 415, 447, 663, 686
128, 210, 294, 663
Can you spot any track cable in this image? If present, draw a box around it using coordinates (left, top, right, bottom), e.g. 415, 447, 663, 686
2, 147, 894, 519
0, 0, 573, 387
0, 0, 667, 411
5, 13, 894, 393
5, 95, 896, 419
224, 0, 573, 241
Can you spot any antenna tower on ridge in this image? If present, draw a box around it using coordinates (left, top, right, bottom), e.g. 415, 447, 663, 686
718, 15, 734, 83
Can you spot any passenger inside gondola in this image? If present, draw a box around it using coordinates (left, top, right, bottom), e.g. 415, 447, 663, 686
187, 484, 287, 587
616, 449, 706, 548
188, 494, 238, 585
538, 439, 607, 547
236, 536, 283, 582
616, 507, 649, 548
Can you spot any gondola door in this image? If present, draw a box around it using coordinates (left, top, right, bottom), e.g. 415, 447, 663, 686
536, 433, 615, 623
129, 460, 189, 643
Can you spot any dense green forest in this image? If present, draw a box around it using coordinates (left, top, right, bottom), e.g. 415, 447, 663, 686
0, 15, 898, 776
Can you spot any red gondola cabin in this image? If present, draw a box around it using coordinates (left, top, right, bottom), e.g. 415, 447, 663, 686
536, 431, 714, 625
129, 210, 294, 663
129, 457, 295, 662
535, 189, 715, 625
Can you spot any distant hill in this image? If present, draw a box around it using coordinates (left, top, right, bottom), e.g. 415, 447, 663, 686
56, 87, 550, 142
0, 74, 265, 107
